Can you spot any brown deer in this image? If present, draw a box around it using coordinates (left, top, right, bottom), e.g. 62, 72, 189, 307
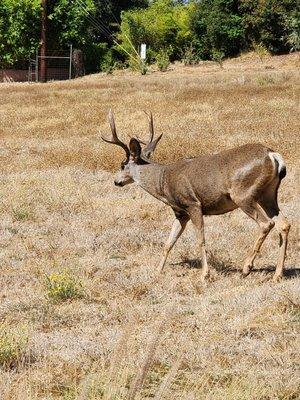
102, 110, 290, 282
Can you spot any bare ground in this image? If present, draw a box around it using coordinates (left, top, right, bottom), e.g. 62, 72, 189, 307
0, 52, 299, 399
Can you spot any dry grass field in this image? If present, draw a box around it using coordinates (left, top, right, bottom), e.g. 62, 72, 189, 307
0, 52, 299, 400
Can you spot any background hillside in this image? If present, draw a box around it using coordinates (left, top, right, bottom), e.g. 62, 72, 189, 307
0, 53, 299, 399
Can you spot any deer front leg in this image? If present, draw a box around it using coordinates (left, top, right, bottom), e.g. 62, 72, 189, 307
188, 206, 209, 282
159, 213, 189, 273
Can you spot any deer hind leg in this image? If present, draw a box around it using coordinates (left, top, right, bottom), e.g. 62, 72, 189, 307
272, 212, 290, 281
159, 212, 189, 273
258, 186, 290, 281
188, 206, 209, 282
236, 200, 275, 276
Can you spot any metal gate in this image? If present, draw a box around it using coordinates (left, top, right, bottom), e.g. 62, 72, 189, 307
28, 45, 73, 83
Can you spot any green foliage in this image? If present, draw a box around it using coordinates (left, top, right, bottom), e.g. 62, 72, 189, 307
1, 0, 299, 71
118, 0, 195, 62
92, 0, 148, 43
284, 11, 300, 52
128, 56, 148, 74
12, 205, 32, 222
211, 48, 225, 67
239, 0, 297, 54
181, 44, 199, 65
156, 48, 171, 71
45, 270, 84, 302
253, 42, 270, 61
84, 42, 120, 73
190, 0, 245, 59
190, 0, 298, 60
0, 0, 95, 68
255, 74, 275, 85
48, 0, 95, 49
0, 0, 40, 68
0, 323, 28, 368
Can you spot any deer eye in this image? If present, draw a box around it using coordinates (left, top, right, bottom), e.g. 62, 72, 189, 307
121, 165, 125, 170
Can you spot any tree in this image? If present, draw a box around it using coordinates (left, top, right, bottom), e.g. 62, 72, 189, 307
239, 0, 297, 54
190, 0, 245, 59
92, 0, 148, 43
0, 0, 40, 68
47, 0, 96, 49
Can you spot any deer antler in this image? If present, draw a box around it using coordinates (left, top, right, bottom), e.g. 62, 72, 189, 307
145, 111, 155, 144
101, 110, 130, 159
142, 111, 163, 158
138, 111, 163, 158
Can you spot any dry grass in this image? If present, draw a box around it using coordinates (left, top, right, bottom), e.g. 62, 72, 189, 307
0, 52, 299, 399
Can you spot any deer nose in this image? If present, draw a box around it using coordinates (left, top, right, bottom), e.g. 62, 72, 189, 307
114, 181, 123, 187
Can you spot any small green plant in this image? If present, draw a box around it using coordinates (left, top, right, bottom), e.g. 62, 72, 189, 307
12, 206, 32, 222
99, 48, 121, 74
255, 74, 275, 86
182, 44, 199, 66
129, 56, 148, 75
253, 42, 270, 62
0, 324, 28, 369
211, 49, 225, 68
45, 270, 84, 302
156, 48, 170, 72
139, 59, 148, 75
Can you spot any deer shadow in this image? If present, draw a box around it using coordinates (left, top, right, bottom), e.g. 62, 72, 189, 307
172, 258, 300, 279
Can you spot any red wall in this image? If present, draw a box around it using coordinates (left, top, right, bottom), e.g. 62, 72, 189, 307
1, 69, 28, 82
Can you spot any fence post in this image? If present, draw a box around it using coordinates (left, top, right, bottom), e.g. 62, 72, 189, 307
69, 44, 73, 80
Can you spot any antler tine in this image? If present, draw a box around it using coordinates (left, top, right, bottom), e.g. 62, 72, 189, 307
130, 111, 153, 146
141, 111, 163, 159
143, 110, 154, 144
148, 111, 154, 143
101, 110, 130, 159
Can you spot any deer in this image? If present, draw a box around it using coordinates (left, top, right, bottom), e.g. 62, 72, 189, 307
101, 110, 291, 282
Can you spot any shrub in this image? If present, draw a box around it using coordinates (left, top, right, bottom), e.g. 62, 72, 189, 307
190, 0, 245, 60
239, 0, 297, 54
156, 48, 170, 71
128, 56, 148, 75
181, 44, 199, 65
284, 12, 300, 52
0, 0, 40, 68
211, 49, 225, 67
45, 270, 84, 302
0, 324, 28, 369
84, 42, 120, 74
253, 42, 270, 62
99, 48, 117, 74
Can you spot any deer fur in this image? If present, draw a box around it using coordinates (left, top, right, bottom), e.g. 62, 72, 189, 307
102, 110, 290, 282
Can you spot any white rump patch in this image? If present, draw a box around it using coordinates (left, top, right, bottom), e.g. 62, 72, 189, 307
269, 152, 285, 175
234, 159, 262, 180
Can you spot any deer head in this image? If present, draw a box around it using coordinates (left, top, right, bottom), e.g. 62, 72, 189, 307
101, 110, 163, 186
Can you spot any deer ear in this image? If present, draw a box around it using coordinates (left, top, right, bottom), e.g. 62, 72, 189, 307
129, 138, 142, 160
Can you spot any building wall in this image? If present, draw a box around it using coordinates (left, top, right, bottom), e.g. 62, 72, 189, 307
1, 68, 70, 83
1, 69, 28, 82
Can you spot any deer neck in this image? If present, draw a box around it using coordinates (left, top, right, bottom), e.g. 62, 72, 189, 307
130, 162, 167, 203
